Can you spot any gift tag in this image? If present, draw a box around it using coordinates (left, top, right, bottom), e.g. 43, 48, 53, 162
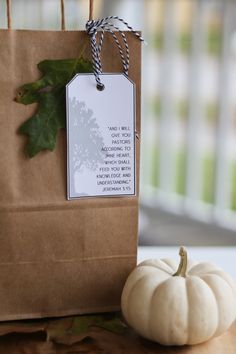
66, 73, 136, 199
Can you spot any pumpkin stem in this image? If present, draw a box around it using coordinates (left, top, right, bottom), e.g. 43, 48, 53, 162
173, 246, 188, 277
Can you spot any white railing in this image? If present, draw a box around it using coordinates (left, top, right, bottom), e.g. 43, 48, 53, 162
141, 0, 236, 231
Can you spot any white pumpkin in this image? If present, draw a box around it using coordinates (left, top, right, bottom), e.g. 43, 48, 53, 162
121, 247, 236, 346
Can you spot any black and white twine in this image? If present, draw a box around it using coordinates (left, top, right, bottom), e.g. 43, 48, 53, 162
86, 16, 144, 90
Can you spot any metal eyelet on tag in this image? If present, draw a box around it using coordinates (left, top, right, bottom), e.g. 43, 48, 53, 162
96, 83, 105, 91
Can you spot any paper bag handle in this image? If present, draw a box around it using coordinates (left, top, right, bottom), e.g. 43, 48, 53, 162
6, 0, 66, 30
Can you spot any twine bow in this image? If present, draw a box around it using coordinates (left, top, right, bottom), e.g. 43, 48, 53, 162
86, 16, 144, 90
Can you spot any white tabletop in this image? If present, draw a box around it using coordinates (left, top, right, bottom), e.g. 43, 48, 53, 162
138, 246, 236, 280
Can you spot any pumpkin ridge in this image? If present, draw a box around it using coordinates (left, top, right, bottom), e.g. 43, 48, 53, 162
139, 263, 173, 275
185, 278, 190, 344
155, 260, 175, 274
185, 276, 218, 344
148, 288, 155, 341
197, 275, 219, 337
188, 262, 221, 276
202, 271, 236, 296
160, 258, 177, 273
121, 268, 157, 318
148, 279, 168, 342
127, 270, 170, 335
139, 260, 174, 274
126, 273, 151, 332
200, 272, 236, 328
149, 276, 185, 344
126, 274, 156, 319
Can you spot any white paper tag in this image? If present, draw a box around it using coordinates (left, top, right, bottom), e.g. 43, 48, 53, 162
66, 73, 136, 199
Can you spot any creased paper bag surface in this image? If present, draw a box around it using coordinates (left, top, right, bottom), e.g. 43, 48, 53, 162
0, 30, 141, 320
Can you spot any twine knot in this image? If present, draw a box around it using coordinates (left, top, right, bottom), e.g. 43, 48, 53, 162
86, 19, 102, 36
85, 16, 144, 90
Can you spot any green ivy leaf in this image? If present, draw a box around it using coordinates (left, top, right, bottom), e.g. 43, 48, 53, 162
16, 57, 93, 157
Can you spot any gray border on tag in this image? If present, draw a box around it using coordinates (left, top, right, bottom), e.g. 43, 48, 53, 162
66, 73, 136, 200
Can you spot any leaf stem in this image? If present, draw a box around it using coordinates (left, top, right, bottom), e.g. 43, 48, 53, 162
173, 246, 188, 277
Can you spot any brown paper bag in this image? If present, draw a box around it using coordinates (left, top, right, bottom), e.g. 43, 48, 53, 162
0, 24, 141, 319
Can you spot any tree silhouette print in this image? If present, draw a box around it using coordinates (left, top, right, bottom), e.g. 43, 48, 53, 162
70, 98, 105, 173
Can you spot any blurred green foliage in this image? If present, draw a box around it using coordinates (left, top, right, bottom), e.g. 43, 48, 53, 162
178, 32, 191, 54
205, 101, 218, 124
231, 163, 236, 211
152, 32, 164, 51
150, 145, 159, 188
175, 149, 186, 195
149, 97, 162, 119
176, 99, 189, 121
202, 155, 215, 204
152, 29, 222, 56
150, 96, 218, 124
206, 28, 222, 56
